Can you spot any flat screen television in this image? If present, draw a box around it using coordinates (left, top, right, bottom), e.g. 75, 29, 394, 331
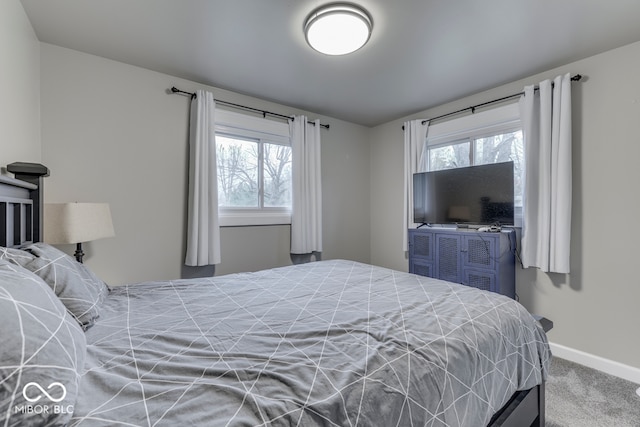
413, 161, 515, 226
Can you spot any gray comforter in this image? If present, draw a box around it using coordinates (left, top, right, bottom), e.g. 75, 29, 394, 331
71, 260, 550, 426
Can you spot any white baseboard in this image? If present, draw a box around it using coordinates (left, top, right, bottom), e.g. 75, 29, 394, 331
549, 342, 640, 385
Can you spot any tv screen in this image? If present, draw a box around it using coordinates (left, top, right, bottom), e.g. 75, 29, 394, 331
413, 161, 515, 226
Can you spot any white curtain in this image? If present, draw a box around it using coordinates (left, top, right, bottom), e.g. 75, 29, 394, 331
185, 90, 221, 266
519, 73, 572, 273
290, 116, 322, 254
402, 119, 429, 251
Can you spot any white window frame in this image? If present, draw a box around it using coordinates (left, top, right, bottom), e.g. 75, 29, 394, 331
425, 103, 524, 227
426, 103, 521, 149
215, 110, 292, 227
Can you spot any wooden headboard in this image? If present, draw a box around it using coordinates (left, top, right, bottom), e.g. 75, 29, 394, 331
0, 162, 49, 247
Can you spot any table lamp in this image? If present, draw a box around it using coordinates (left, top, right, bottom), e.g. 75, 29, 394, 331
44, 203, 115, 263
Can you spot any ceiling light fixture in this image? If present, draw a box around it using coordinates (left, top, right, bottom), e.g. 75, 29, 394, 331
304, 3, 373, 56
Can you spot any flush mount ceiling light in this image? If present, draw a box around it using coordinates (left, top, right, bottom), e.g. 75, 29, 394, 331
304, 3, 373, 56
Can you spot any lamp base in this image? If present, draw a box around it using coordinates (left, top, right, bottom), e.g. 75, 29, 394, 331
74, 242, 84, 263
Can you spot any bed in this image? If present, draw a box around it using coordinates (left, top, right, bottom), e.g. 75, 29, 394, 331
0, 164, 551, 427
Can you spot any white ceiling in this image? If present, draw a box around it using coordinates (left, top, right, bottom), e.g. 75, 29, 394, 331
20, 0, 640, 127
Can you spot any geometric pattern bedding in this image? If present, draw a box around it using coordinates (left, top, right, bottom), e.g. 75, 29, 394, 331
70, 260, 551, 426
0, 259, 86, 427
1, 243, 109, 330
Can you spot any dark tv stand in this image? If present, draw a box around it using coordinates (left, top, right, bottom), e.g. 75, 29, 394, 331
408, 227, 516, 298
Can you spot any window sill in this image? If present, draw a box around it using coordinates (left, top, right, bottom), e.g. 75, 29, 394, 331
219, 212, 291, 227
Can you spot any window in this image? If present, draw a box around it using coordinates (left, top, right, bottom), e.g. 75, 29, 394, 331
425, 103, 524, 224
216, 135, 292, 208
428, 130, 523, 206
215, 110, 292, 226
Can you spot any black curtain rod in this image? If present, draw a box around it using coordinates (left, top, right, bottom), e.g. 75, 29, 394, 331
170, 87, 330, 130
418, 74, 583, 126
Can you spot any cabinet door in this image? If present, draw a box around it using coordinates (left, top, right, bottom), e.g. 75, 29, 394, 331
409, 230, 434, 277
436, 234, 461, 283
462, 235, 496, 271
463, 268, 497, 293
410, 259, 434, 278
409, 230, 433, 261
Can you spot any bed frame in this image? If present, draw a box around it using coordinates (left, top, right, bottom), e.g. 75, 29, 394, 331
0, 162, 48, 247
0, 161, 545, 426
490, 383, 545, 426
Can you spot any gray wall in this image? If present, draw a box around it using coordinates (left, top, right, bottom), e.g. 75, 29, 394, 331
39, 43, 371, 285
370, 41, 640, 371
0, 0, 41, 168
5, 0, 638, 379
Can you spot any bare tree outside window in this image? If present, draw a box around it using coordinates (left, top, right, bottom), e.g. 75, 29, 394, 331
429, 141, 471, 171
428, 130, 523, 206
216, 136, 258, 207
263, 143, 292, 207
474, 130, 523, 206
216, 135, 292, 209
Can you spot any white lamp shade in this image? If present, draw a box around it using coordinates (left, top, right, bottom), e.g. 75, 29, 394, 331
45, 203, 115, 244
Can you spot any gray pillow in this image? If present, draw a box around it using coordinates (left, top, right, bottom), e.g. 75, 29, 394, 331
0, 259, 86, 426
1, 243, 109, 330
